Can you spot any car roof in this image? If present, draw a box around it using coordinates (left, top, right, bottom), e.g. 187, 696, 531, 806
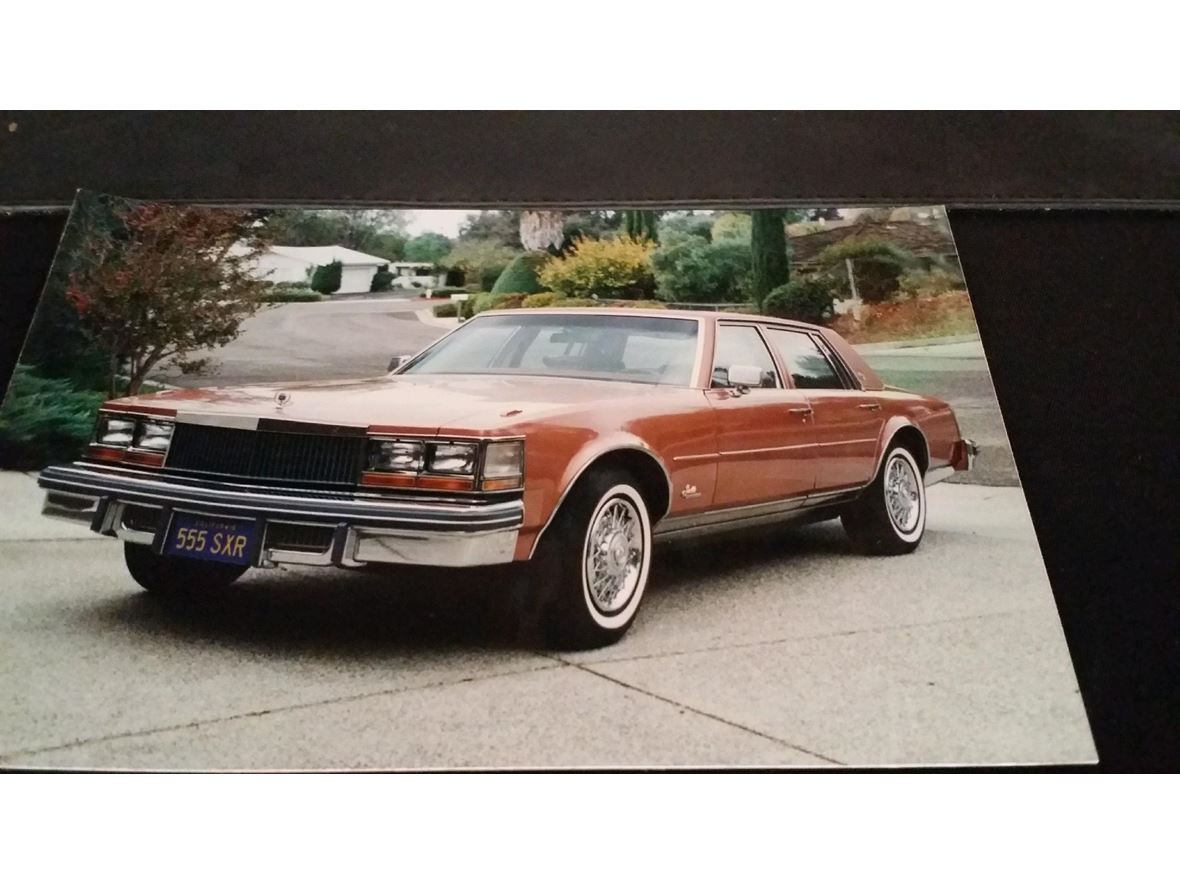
477, 307, 827, 332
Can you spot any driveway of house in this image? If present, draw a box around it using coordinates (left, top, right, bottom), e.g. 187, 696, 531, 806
0, 471, 1092, 769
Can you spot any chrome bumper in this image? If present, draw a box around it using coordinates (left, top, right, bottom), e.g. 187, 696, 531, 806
925, 438, 979, 487
38, 463, 523, 568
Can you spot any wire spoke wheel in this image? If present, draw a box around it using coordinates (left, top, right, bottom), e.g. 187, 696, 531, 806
884, 453, 921, 534
584, 497, 644, 614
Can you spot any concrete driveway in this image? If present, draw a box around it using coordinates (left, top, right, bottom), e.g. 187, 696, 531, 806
0, 472, 1094, 769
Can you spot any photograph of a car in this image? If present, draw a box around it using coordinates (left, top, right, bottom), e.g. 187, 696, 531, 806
39, 309, 977, 650
0, 196, 1094, 769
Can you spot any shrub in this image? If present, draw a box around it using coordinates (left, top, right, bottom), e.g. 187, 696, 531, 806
0, 366, 107, 469
547, 298, 601, 308
659, 213, 714, 241
491, 253, 548, 295
522, 291, 561, 309
429, 286, 468, 297
432, 302, 459, 318
442, 240, 520, 292
310, 260, 343, 294
897, 266, 965, 299
472, 292, 526, 315
763, 278, 836, 325
538, 236, 656, 300
652, 234, 752, 302
458, 296, 480, 320
816, 238, 917, 303
370, 264, 394, 292
711, 211, 751, 241
260, 283, 323, 303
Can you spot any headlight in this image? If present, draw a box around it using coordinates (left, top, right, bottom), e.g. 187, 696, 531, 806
94, 414, 136, 447
426, 442, 478, 475
367, 439, 424, 473
133, 419, 174, 453
481, 440, 524, 490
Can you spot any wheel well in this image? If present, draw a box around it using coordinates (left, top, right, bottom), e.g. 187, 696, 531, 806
580, 449, 671, 522
889, 425, 930, 475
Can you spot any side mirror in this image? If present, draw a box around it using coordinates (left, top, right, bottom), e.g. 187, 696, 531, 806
388, 354, 412, 372
727, 364, 764, 390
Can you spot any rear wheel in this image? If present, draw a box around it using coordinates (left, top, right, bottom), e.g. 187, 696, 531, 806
530, 468, 653, 650
842, 444, 926, 555
124, 542, 249, 596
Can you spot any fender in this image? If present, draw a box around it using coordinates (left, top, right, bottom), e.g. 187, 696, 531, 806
526, 432, 673, 559
871, 416, 930, 480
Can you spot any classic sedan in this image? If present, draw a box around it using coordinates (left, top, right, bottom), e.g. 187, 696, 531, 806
39, 308, 976, 648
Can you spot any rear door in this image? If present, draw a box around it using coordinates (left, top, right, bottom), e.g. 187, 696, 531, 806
705, 323, 818, 508
761, 326, 885, 492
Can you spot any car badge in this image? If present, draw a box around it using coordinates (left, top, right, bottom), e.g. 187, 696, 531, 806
274, 391, 292, 410
680, 483, 700, 499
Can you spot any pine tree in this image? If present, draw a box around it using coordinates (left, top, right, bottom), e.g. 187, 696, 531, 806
751, 209, 789, 309
310, 260, 343, 295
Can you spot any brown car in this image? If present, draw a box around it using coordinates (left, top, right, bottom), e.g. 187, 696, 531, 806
39, 308, 976, 648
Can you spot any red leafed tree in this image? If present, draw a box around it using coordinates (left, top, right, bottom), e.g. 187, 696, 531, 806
66, 201, 271, 396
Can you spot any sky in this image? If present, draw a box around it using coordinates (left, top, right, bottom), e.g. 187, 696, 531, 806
404, 209, 471, 239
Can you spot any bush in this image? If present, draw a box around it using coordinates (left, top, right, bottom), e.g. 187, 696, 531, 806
442, 241, 520, 293
538, 236, 656, 300
491, 253, 548, 295
652, 234, 752, 302
432, 302, 459, 318
763, 278, 836, 325
470, 292, 526, 315
458, 296, 480, 320
522, 291, 561, 309
370, 264, 394, 292
816, 238, 916, 303
310, 260, 342, 294
897, 266, 965, 299
260, 283, 323, 303
0, 366, 107, 469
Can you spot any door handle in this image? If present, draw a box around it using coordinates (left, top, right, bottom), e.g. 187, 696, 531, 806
788, 407, 813, 416
858, 402, 882, 411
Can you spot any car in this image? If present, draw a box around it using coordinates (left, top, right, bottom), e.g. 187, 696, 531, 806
38, 308, 977, 649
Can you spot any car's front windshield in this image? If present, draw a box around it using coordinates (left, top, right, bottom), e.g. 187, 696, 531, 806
401, 313, 700, 386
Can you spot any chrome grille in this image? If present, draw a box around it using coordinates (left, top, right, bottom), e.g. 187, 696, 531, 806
166, 424, 366, 486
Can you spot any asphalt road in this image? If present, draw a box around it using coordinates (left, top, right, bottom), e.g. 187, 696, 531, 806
0, 471, 1093, 769
160, 298, 1018, 485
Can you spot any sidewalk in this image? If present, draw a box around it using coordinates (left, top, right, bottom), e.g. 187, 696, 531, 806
416, 306, 460, 330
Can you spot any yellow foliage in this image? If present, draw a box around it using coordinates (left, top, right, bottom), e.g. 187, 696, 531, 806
537, 236, 656, 300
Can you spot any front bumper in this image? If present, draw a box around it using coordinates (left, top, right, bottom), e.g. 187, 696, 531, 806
38, 462, 523, 568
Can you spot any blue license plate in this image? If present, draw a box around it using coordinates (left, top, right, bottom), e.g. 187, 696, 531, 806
165, 513, 255, 566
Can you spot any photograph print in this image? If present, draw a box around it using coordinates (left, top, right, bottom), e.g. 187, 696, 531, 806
0, 195, 1096, 769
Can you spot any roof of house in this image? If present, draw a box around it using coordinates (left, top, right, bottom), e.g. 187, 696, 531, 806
269, 245, 393, 266
789, 219, 955, 265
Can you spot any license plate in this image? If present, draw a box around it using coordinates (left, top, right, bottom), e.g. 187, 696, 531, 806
164, 513, 255, 566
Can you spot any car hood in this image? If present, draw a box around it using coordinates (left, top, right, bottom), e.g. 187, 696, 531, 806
111, 374, 676, 434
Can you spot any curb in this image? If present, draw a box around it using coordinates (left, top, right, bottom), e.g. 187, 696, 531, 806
853, 333, 981, 354
415, 307, 461, 330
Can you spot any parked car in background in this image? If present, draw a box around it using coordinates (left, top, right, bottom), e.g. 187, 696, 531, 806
38, 309, 976, 648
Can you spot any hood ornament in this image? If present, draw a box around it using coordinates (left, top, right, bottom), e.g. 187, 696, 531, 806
274, 391, 292, 410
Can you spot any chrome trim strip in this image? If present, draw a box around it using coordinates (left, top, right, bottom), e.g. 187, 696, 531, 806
672, 452, 720, 463
719, 443, 815, 456
654, 492, 859, 541
175, 412, 260, 430
815, 438, 879, 447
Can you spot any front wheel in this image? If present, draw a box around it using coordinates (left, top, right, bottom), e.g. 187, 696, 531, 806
531, 468, 653, 650
124, 542, 249, 596
842, 444, 927, 555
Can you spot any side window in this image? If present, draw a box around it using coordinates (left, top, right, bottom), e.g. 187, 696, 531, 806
711, 325, 779, 389
764, 328, 846, 390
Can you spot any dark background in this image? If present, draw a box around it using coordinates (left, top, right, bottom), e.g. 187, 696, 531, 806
1, 112, 1176, 771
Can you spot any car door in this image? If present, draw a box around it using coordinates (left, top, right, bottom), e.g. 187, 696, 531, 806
705, 323, 819, 508
761, 325, 885, 492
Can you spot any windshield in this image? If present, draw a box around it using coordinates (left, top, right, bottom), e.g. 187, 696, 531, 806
401, 313, 700, 386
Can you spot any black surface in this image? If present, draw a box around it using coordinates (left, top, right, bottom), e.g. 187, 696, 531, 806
2, 112, 1180, 208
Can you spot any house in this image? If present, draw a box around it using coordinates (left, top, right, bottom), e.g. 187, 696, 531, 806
246, 245, 443, 294
789, 217, 958, 273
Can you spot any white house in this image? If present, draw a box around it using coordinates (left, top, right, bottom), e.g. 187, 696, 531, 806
244, 245, 444, 294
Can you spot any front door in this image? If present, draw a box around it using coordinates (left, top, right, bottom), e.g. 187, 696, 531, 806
761, 326, 885, 492
706, 323, 818, 508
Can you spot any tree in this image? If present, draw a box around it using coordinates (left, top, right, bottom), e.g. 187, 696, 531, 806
310, 260, 343, 294
750, 209, 790, 309
659, 212, 714, 242
258, 209, 409, 255
64, 201, 272, 396
370, 264, 394, 293
458, 210, 522, 247
442, 240, 520, 291
405, 232, 453, 263
712, 212, 752, 241
815, 239, 916, 303
652, 234, 752, 303
621, 210, 660, 243
491, 254, 547, 295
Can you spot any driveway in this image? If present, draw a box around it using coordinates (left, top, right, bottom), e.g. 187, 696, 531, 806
0, 472, 1093, 769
